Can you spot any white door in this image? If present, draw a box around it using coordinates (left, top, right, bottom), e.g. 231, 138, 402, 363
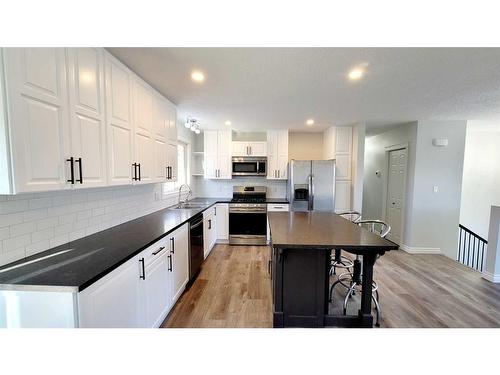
67, 48, 107, 188
78, 255, 142, 328
204, 130, 218, 179
166, 100, 177, 144
170, 225, 189, 304
385, 148, 407, 244
4, 48, 70, 193
135, 132, 154, 183
232, 142, 249, 156
217, 130, 232, 179
105, 54, 134, 185
267, 131, 277, 179
143, 250, 171, 328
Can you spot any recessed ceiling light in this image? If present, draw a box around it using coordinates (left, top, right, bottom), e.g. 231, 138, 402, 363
191, 70, 205, 83
225, 121, 231, 126
306, 119, 315, 126
348, 67, 364, 81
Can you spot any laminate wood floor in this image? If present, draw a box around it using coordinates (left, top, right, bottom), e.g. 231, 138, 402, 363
162, 244, 500, 328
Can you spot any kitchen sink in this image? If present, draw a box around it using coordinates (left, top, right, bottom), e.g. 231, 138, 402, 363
172, 203, 206, 209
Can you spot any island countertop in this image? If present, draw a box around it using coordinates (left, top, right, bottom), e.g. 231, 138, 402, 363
268, 211, 399, 254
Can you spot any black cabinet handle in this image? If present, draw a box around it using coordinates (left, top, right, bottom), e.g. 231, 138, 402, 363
67, 157, 75, 184
152, 246, 165, 256
268, 259, 271, 275
75, 157, 83, 184
167, 254, 172, 272
139, 258, 145, 280
168, 166, 172, 179
170, 237, 175, 254
132, 163, 137, 181
138, 163, 141, 181
208, 219, 211, 230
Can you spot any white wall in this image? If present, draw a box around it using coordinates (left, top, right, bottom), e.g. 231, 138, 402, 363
406, 120, 467, 258
289, 132, 324, 160
460, 120, 500, 239
362, 122, 418, 236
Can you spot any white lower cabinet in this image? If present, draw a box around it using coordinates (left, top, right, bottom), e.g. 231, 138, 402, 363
216, 203, 229, 242
267, 203, 289, 242
203, 207, 217, 258
78, 223, 189, 328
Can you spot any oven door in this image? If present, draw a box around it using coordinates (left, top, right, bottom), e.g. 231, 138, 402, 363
229, 207, 267, 245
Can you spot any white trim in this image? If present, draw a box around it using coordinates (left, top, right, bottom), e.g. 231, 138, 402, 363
400, 244, 441, 254
482, 270, 500, 283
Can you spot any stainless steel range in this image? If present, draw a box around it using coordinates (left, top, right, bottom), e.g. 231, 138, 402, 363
229, 186, 267, 245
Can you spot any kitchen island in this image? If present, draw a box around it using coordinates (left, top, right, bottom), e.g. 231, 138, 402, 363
268, 211, 399, 328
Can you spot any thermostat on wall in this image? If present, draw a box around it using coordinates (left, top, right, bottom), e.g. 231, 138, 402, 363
432, 138, 448, 147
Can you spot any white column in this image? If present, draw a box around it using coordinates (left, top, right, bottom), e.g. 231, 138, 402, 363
482, 205, 500, 282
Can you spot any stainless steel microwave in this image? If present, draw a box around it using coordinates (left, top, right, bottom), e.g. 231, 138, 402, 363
232, 157, 267, 176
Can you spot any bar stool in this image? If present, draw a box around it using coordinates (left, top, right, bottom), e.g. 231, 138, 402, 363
330, 220, 390, 327
329, 211, 362, 276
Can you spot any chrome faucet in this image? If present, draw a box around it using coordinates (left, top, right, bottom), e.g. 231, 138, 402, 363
178, 184, 192, 207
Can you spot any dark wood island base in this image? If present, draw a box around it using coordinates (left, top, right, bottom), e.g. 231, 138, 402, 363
268, 212, 398, 328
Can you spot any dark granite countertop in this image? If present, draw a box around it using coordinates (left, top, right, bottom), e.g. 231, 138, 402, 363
0, 197, 288, 292
268, 211, 399, 254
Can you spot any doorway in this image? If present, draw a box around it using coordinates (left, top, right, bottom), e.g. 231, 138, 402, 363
385, 148, 407, 244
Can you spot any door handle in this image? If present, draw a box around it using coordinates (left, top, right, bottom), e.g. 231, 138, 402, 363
278, 169, 280, 178
132, 163, 138, 181
208, 219, 211, 230
152, 246, 165, 256
138, 163, 141, 181
75, 157, 83, 184
170, 237, 175, 254
66, 157, 75, 184
167, 253, 172, 272
139, 258, 145, 280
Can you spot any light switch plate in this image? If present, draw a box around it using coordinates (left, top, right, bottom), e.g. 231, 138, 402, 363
433, 186, 439, 193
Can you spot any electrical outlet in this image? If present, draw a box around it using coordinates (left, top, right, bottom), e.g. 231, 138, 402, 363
433, 186, 439, 193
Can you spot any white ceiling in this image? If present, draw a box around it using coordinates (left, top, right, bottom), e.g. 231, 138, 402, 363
108, 48, 500, 133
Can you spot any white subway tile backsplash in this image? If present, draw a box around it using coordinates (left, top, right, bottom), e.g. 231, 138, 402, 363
10, 222, 36, 237
0, 183, 186, 266
3, 234, 31, 252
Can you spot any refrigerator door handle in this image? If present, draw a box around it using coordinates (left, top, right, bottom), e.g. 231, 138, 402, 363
310, 174, 314, 210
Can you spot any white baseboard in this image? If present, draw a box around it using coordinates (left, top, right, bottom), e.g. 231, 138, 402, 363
482, 271, 500, 283
400, 244, 441, 254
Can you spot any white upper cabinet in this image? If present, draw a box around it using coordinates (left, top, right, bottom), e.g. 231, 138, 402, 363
1, 48, 70, 193
152, 93, 177, 182
67, 48, 107, 188
232, 141, 267, 156
267, 130, 288, 180
204, 130, 232, 179
104, 53, 134, 186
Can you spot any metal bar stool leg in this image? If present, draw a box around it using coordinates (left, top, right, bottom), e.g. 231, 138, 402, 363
372, 292, 381, 327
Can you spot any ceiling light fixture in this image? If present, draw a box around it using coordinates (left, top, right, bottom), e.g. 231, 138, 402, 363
306, 119, 314, 126
185, 118, 201, 134
225, 121, 231, 126
348, 68, 364, 80
191, 70, 205, 83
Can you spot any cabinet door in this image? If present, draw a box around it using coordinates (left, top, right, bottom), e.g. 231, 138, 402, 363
4, 48, 70, 193
170, 224, 189, 304
335, 127, 352, 154
133, 79, 153, 136
216, 203, 229, 241
152, 93, 167, 140
78, 255, 142, 328
277, 130, 289, 180
167, 142, 178, 182
166, 100, 177, 144
232, 142, 248, 156
135, 132, 154, 183
266, 131, 278, 179
334, 180, 352, 213
248, 142, 267, 156
144, 249, 171, 328
217, 130, 232, 179
153, 138, 167, 181
67, 48, 107, 188
203, 130, 218, 179
105, 54, 134, 185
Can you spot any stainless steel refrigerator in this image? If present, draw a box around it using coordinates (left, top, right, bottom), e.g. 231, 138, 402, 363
288, 159, 336, 212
